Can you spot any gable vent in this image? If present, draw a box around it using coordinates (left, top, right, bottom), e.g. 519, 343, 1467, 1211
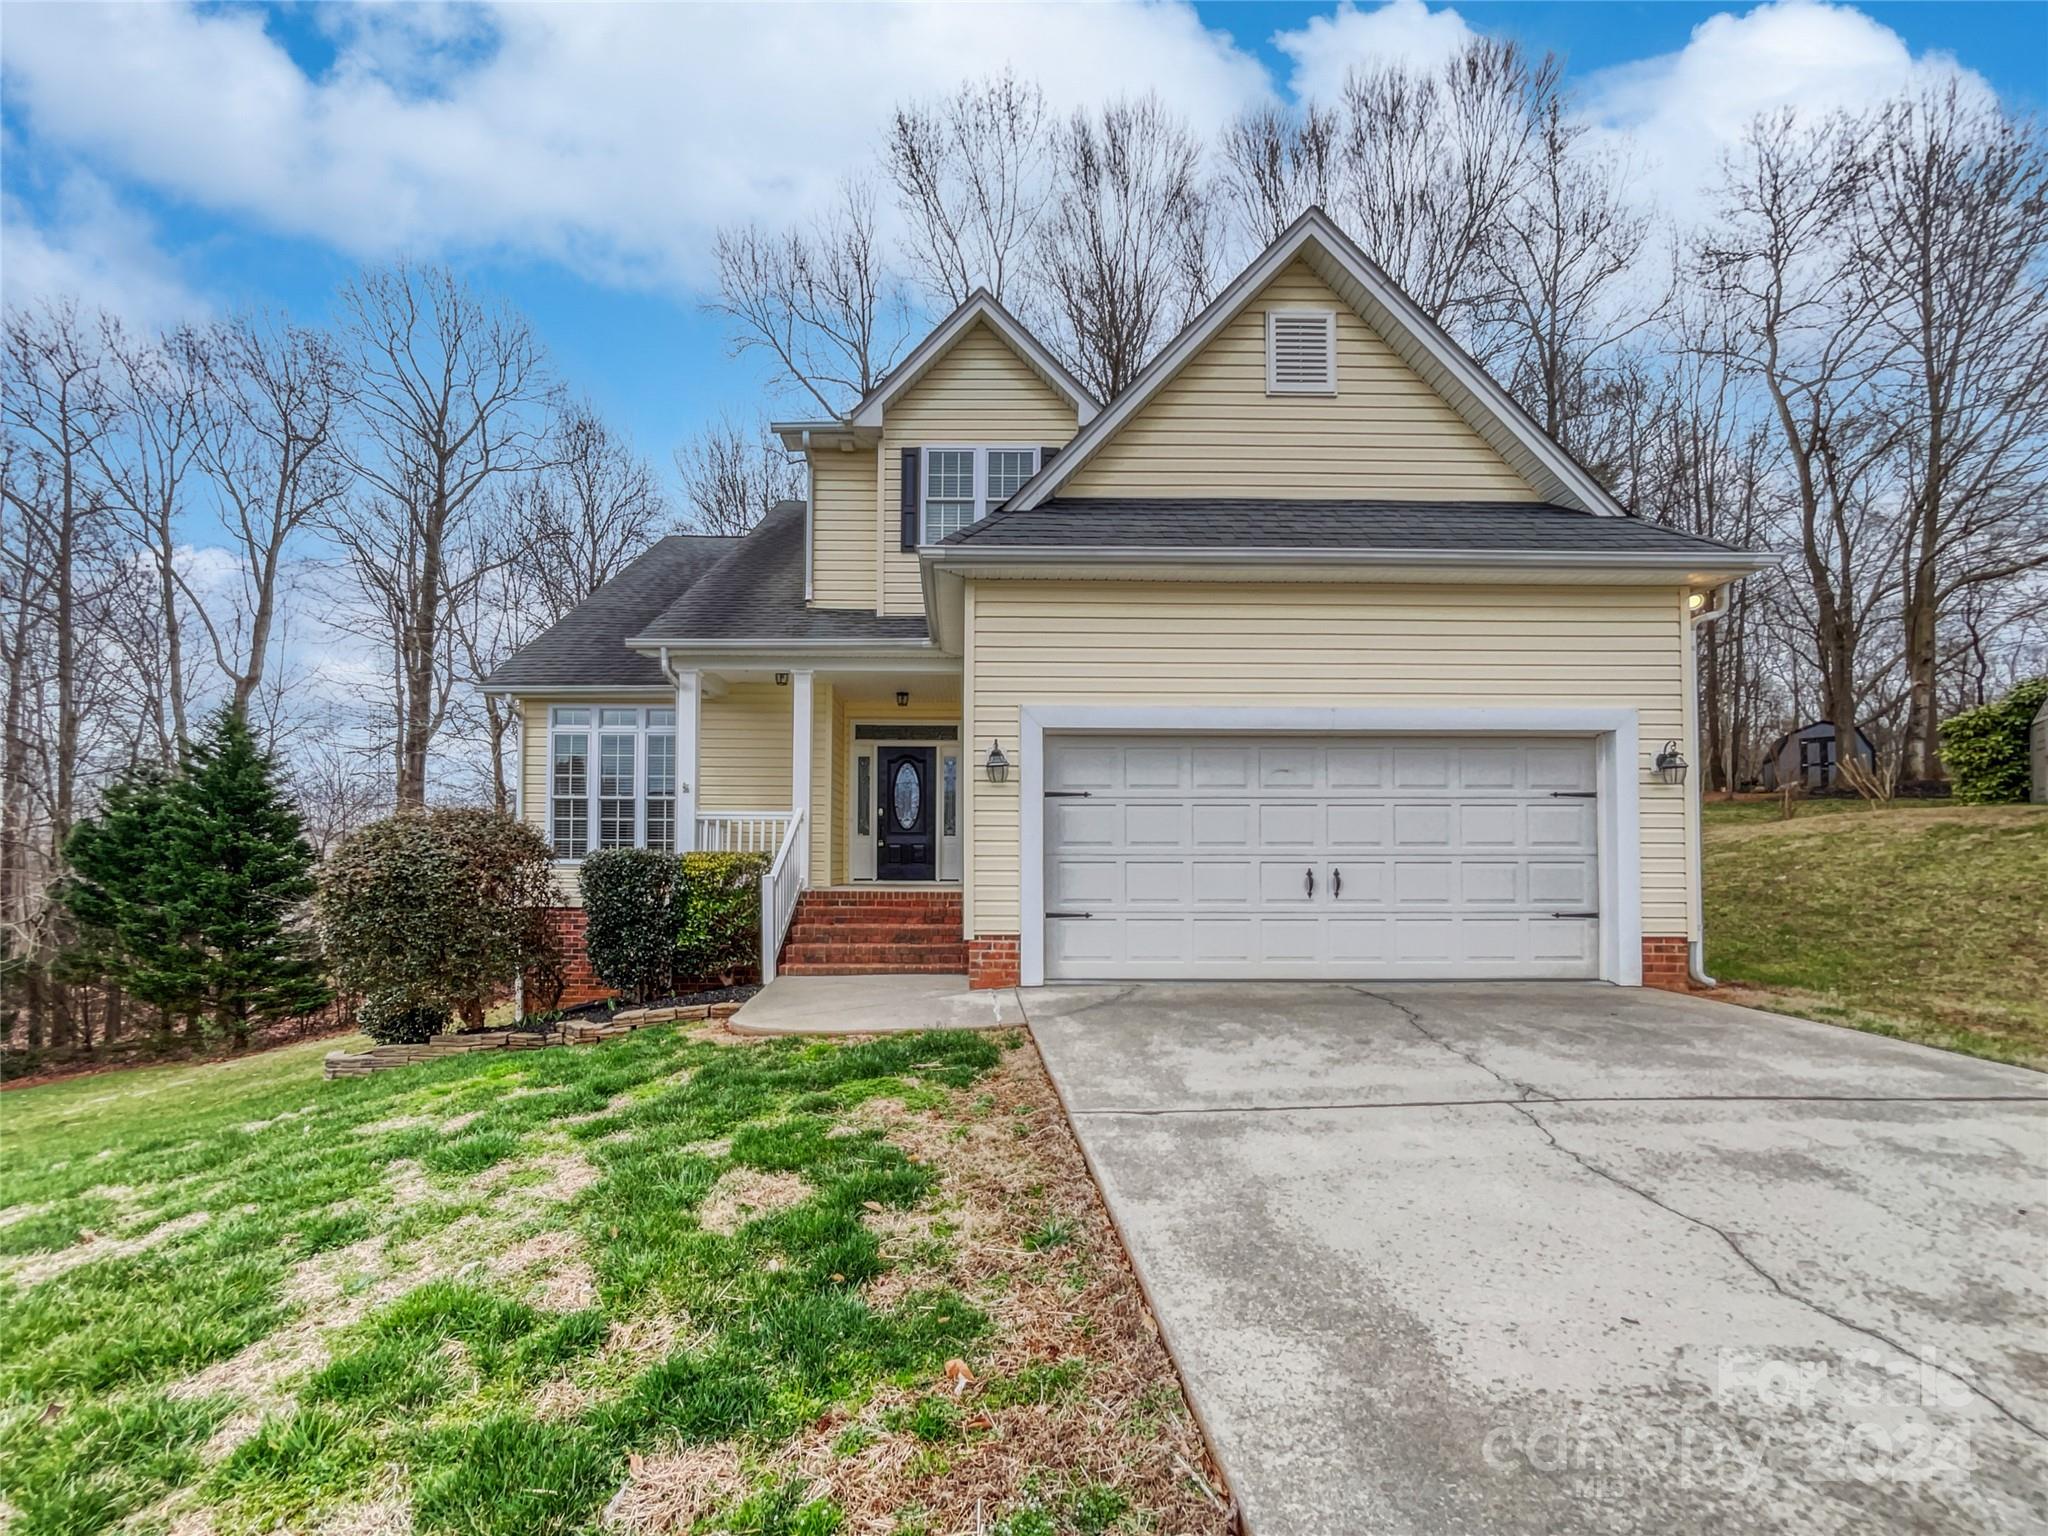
1266, 308, 1336, 395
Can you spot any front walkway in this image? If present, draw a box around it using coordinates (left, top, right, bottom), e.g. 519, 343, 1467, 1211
731, 973, 1023, 1035
1023, 982, 2048, 1535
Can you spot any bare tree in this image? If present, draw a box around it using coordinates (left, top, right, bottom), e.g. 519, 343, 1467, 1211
885, 72, 1053, 306
1860, 84, 2048, 780
512, 403, 672, 625
673, 414, 803, 537
1331, 40, 1561, 327
1481, 98, 1668, 472
1701, 108, 1907, 766
92, 320, 210, 756
1219, 102, 1338, 248
1032, 95, 1215, 402
710, 178, 912, 416
333, 263, 555, 808
193, 314, 349, 722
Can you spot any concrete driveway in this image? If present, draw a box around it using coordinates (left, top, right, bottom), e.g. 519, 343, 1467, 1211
1022, 983, 2048, 1535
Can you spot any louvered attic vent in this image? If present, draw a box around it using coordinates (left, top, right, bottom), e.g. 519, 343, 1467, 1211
1266, 308, 1337, 395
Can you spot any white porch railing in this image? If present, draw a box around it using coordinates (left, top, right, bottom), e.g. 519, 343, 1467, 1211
697, 811, 793, 855
760, 810, 806, 985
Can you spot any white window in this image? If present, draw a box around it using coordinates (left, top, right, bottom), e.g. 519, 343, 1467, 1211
1266, 308, 1336, 395
548, 706, 677, 859
921, 445, 1040, 543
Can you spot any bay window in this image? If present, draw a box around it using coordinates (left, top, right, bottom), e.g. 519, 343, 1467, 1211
548, 705, 677, 858
921, 445, 1041, 542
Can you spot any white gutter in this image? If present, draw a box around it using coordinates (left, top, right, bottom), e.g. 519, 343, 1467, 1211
802, 430, 815, 603
1686, 583, 1735, 989
921, 544, 1781, 577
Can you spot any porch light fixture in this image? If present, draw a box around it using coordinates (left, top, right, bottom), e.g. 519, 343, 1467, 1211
774, 672, 790, 687
1654, 740, 1688, 785
895, 690, 910, 707
985, 739, 1009, 783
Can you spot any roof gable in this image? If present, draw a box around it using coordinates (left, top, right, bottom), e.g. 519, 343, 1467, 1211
849, 290, 1099, 430
1012, 208, 1628, 517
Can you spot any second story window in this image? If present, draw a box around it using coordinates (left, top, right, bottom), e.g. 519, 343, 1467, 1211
921, 446, 1040, 542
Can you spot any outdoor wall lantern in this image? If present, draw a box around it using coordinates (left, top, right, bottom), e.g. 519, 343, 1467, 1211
1654, 740, 1689, 785
774, 672, 790, 687
896, 690, 910, 707
985, 740, 1010, 783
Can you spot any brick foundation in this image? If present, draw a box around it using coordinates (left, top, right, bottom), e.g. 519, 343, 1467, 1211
1641, 935, 1694, 992
537, 907, 616, 1009
967, 935, 1020, 990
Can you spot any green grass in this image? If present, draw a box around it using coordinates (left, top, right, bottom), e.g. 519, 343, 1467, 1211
1703, 800, 2048, 1068
0, 1023, 1012, 1535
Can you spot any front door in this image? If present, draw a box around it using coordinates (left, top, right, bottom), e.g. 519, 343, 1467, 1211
877, 746, 937, 880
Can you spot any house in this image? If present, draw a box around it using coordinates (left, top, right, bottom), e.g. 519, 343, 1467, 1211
482, 209, 1774, 1001
1758, 721, 1878, 792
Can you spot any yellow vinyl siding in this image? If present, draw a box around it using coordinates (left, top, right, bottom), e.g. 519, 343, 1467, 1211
879, 321, 1080, 615
962, 581, 1692, 939
809, 449, 880, 611
699, 683, 792, 811
1064, 261, 1539, 501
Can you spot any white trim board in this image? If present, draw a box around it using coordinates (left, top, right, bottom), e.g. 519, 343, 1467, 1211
1015, 704, 1643, 989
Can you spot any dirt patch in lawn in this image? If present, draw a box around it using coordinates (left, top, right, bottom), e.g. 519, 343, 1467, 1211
697, 1167, 812, 1235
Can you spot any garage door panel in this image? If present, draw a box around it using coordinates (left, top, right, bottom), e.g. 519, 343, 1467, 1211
1124, 861, 1187, 905
1044, 735, 1600, 981
1326, 802, 1392, 848
1392, 804, 1454, 848
1191, 861, 1254, 906
1191, 803, 1253, 847
1049, 859, 1119, 907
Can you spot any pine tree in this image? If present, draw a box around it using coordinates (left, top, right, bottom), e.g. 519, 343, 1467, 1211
171, 710, 330, 1047
62, 710, 329, 1050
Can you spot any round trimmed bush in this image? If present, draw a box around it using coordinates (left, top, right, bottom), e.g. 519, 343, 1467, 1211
358, 991, 451, 1045
319, 808, 560, 1028
580, 848, 684, 1004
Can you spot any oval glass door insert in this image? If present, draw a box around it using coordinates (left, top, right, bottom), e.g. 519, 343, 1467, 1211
892, 761, 922, 830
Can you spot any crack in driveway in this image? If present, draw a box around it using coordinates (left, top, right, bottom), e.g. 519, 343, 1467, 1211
1335, 985, 2048, 1446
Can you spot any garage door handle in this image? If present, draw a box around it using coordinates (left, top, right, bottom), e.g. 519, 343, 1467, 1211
1304, 867, 1315, 897
1333, 868, 1342, 897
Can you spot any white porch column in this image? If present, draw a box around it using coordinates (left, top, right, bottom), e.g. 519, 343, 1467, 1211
789, 670, 814, 881
675, 668, 702, 852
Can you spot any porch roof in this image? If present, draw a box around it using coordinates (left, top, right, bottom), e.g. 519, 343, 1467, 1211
632, 501, 930, 648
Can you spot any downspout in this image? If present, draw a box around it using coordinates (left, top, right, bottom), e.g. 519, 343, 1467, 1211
1687, 586, 1733, 989
802, 431, 814, 603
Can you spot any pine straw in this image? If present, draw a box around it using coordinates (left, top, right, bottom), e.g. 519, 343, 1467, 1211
605, 1037, 1233, 1536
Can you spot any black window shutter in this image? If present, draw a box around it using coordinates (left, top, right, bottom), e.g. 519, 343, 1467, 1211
900, 448, 920, 549
1040, 444, 1062, 465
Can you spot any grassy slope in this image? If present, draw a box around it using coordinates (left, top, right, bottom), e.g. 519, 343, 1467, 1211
1702, 801, 2048, 1068
0, 1024, 1223, 1536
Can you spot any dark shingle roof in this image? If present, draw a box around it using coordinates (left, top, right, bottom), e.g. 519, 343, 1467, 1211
483, 534, 738, 689
944, 498, 1754, 558
638, 501, 930, 643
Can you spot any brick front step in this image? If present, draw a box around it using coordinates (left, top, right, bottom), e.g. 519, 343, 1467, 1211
781, 943, 969, 965
777, 889, 966, 976
778, 960, 968, 976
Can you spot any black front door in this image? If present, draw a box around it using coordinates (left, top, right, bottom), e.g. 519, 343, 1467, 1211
877, 747, 936, 881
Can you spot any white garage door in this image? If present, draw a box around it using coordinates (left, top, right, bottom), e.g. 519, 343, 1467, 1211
1043, 735, 1600, 981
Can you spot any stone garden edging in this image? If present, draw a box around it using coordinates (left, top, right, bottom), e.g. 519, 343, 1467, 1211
322, 1001, 742, 1080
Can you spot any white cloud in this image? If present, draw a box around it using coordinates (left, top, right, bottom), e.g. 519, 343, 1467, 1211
1580, 0, 1995, 228
0, 164, 208, 327
0, 1, 1274, 292
1272, 0, 1478, 104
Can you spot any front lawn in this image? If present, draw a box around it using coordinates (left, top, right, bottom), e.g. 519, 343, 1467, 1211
0, 1022, 1227, 1536
1702, 800, 2048, 1069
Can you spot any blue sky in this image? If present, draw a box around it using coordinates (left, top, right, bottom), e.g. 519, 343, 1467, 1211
4, 0, 2044, 475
